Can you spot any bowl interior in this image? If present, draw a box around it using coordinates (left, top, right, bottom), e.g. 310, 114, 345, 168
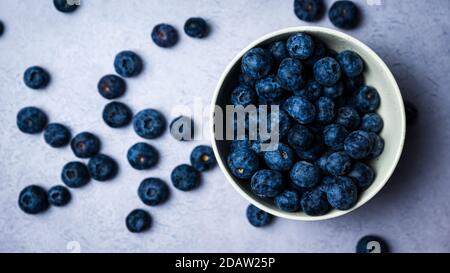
211, 27, 405, 221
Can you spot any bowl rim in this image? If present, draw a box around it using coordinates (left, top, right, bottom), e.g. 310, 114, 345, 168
209, 26, 405, 221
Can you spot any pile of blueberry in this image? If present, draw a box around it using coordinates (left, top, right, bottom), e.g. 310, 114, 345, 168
228, 31, 386, 220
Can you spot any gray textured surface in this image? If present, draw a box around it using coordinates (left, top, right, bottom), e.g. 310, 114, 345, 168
0, 0, 449, 253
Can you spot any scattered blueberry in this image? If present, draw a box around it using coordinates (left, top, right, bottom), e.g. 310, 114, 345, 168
326, 176, 358, 210
152, 23, 179, 48
344, 130, 374, 159
97, 75, 126, 100
301, 188, 330, 216
0, 20, 4, 37
53, 0, 79, 13
290, 161, 321, 188
87, 154, 118, 182
138, 178, 169, 206
264, 143, 295, 171
337, 50, 364, 77
102, 101, 132, 128
255, 75, 284, 103
269, 41, 289, 63
61, 161, 90, 188
241, 48, 273, 80
313, 57, 341, 86
133, 109, 166, 139
316, 97, 335, 124
274, 190, 301, 212
348, 162, 374, 191
127, 142, 159, 170
47, 185, 71, 207
227, 148, 259, 179
184, 17, 209, 38
323, 124, 348, 151
277, 58, 305, 91
170, 116, 194, 141
16, 106, 48, 134
44, 123, 71, 148
23, 66, 50, 90
356, 235, 389, 253
294, 80, 322, 101
404, 99, 418, 125
70, 132, 101, 158
361, 113, 383, 133
288, 124, 314, 150
336, 106, 360, 131
18, 185, 49, 214
114, 51, 143, 78
190, 145, 216, 172
282, 96, 316, 124
355, 86, 380, 113
326, 151, 352, 176
246, 204, 273, 227
294, 0, 324, 22
329, 0, 359, 29
171, 164, 201, 191
287, 33, 315, 60
126, 209, 151, 233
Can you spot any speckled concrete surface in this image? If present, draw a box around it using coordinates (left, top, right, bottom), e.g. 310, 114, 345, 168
0, 0, 449, 253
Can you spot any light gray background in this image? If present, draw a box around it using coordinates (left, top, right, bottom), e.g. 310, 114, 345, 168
0, 0, 449, 253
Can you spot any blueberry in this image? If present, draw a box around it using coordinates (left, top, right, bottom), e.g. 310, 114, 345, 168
337, 50, 364, 77
255, 75, 284, 103
323, 82, 344, 99
114, 51, 143, 78
290, 161, 321, 188
313, 57, 341, 86
268, 41, 289, 63
361, 113, 383, 133
16, 106, 48, 134
97, 75, 126, 100
133, 109, 166, 139
267, 110, 292, 139
300, 188, 330, 216
0, 20, 4, 37
53, 0, 79, 13
288, 124, 314, 150
87, 154, 118, 182
404, 100, 418, 125
287, 33, 315, 60
241, 48, 273, 80
23, 66, 50, 90
344, 74, 365, 94
294, 0, 324, 22
47, 185, 71, 207
274, 190, 301, 212
230, 136, 253, 152
323, 124, 348, 151
126, 209, 151, 233
184, 17, 209, 38
227, 148, 259, 179
329, 0, 359, 29
326, 151, 352, 176
239, 73, 256, 87
251, 170, 284, 198
348, 162, 374, 192
316, 97, 335, 124
127, 142, 159, 170
326, 176, 358, 210
263, 143, 295, 171
61, 161, 90, 188
152, 23, 179, 48
246, 204, 273, 227
102, 101, 132, 128
296, 135, 325, 162
304, 38, 327, 66
18, 185, 49, 214
70, 132, 100, 158
138, 178, 169, 206
231, 84, 257, 107
294, 80, 322, 101
277, 58, 305, 91
344, 130, 374, 159
190, 145, 216, 172
369, 133, 385, 158
335, 106, 360, 130
171, 164, 201, 191
44, 123, 71, 148
355, 86, 380, 113
356, 235, 389, 253
170, 116, 194, 141
316, 150, 333, 174
282, 96, 316, 124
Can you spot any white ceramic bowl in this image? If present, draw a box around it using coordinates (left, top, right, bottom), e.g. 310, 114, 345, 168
210, 26, 405, 221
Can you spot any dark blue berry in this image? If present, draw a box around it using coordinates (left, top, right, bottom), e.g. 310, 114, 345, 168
344, 74, 365, 94
294, 80, 322, 101
239, 73, 256, 87
87, 154, 118, 182
0, 20, 4, 37
152, 23, 179, 48
287, 33, 315, 60
70, 132, 100, 158
251, 170, 284, 198
288, 124, 314, 150
16, 106, 48, 134
356, 235, 389, 253
268, 41, 289, 63
369, 133, 385, 158
326, 176, 358, 210
246, 204, 273, 227
23, 66, 50, 89
274, 190, 301, 212
230, 137, 253, 153
301, 188, 330, 216
277, 58, 305, 91
296, 135, 325, 162
61, 161, 90, 188
231, 84, 257, 107
47, 185, 71, 207
293, 0, 324, 22
97, 75, 126, 100
337, 50, 364, 77
114, 51, 143, 77
336, 106, 360, 130
263, 143, 295, 171
127, 142, 159, 170
326, 151, 352, 176
102, 101, 132, 128
138, 178, 169, 206
316, 97, 335, 124
323, 82, 344, 99
404, 100, 418, 125
18, 185, 49, 214
171, 164, 201, 191
241, 48, 273, 80
290, 161, 321, 188
184, 17, 209, 38
355, 86, 380, 113
53, 0, 79, 13
344, 130, 374, 159
190, 145, 216, 172
361, 113, 383, 133
329, 1, 359, 29
267, 110, 292, 139
255, 75, 284, 103
282, 96, 316, 124
133, 109, 166, 139
44, 123, 71, 148
323, 124, 348, 151
313, 57, 341, 86
348, 162, 374, 192
170, 116, 194, 141
316, 150, 333, 174
126, 209, 151, 233
227, 148, 259, 179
